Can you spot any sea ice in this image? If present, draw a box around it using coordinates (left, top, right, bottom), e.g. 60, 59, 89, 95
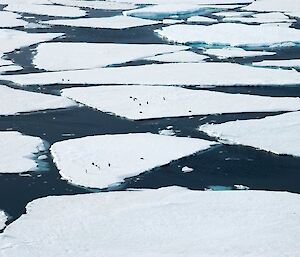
199, 111, 300, 157
61, 85, 300, 120
0, 187, 299, 257
156, 23, 300, 47
144, 50, 207, 63
187, 16, 217, 23
181, 166, 194, 172
253, 59, 300, 69
0, 211, 7, 231
214, 11, 254, 17
113, 0, 252, 5
41, 15, 160, 29
3, 63, 300, 86
0, 11, 27, 28
0, 85, 76, 115
0, 131, 48, 173
33, 43, 187, 71
50, 133, 216, 188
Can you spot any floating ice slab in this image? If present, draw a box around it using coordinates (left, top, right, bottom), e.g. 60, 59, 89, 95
42, 15, 160, 29
0, 65, 22, 73
243, 0, 300, 18
62, 85, 300, 120
214, 11, 254, 17
0, 29, 63, 55
200, 111, 300, 157
0, 11, 27, 28
187, 16, 217, 23
51, 133, 216, 188
204, 47, 276, 59
1, 187, 300, 257
113, 0, 252, 4
50, 0, 136, 10
162, 19, 184, 24
253, 59, 300, 69
0, 131, 48, 173
145, 50, 207, 62
0, 211, 7, 231
3, 62, 300, 86
33, 43, 187, 71
0, 85, 76, 116
156, 23, 300, 47
4, 3, 86, 18
223, 12, 296, 24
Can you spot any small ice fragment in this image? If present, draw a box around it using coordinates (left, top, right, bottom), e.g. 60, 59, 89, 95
181, 166, 194, 173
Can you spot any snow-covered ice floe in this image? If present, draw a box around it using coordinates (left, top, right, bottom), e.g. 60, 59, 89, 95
253, 59, 300, 69
0, 131, 48, 173
199, 111, 300, 157
204, 47, 276, 59
0, 85, 76, 116
3, 63, 300, 86
243, 0, 300, 19
41, 15, 160, 29
33, 43, 187, 71
156, 23, 300, 47
50, 133, 216, 188
0, 211, 7, 231
214, 11, 254, 17
0, 11, 27, 28
144, 50, 207, 63
1, 187, 300, 257
50, 0, 137, 10
4, 3, 86, 18
61, 85, 300, 120
113, 0, 252, 4
187, 16, 217, 23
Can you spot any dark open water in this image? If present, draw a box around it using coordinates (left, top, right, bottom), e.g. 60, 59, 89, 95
0, 5, 300, 226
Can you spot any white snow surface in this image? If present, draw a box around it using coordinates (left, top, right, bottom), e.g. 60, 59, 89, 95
204, 47, 276, 59
1, 187, 300, 257
181, 166, 193, 172
187, 16, 217, 23
33, 43, 187, 71
0, 131, 48, 173
214, 11, 254, 17
62, 85, 300, 120
0, 11, 27, 28
199, 111, 300, 157
42, 15, 160, 29
0, 211, 7, 230
145, 50, 207, 63
0, 85, 76, 116
113, 0, 252, 4
2, 62, 300, 86
156, 23, 300, 47
50, 133, 216, 188
253, 59, 300, 68
4, 3, 86, 17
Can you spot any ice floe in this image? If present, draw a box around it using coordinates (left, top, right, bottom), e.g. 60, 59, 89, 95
214, 11, 254, 17
156, 23, 300, 47
50, 133, 216, 188
204, 47, 276, 59
3, 62, 300, 86
253, 59, 300, 69
42, 15, 160, 29
62, 85, 300, 120
1, 187, 300, 257
181, 166, 194, 172
0, 11, 27, 28
33, 43, 187, 71
199, 111, 300, 157
4, 3, 86, 18
50, 0, 137, 10
0, 85, 76, 116
162, 19, 184, 24
0, 131, 48, 173
113, 0, 252, 5
145, 50, 207, 63
187, 16, 217, 23
0, 211, 7, 231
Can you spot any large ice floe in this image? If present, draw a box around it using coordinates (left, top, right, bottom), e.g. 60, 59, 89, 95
144, 50, 207, 62
243, 0, 300, 18
0, 211, 7, 231
61, 85, 300, 120
204, 47, 276, 59
113, 0, 252, 5
33, 43, 187, 71
0, 11, 28, 28
0, 131, 48, 173
187, 16, 217, 23
2, 63, 300, 86
4, 3, 86, 18
156, 23, 300, 47
253, 59, 300, 69
50, 133, 216, 188
0, 85, 76, 115
200, 111, 300, 157
41, 15, 160, 29
0, 187, 299, 257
